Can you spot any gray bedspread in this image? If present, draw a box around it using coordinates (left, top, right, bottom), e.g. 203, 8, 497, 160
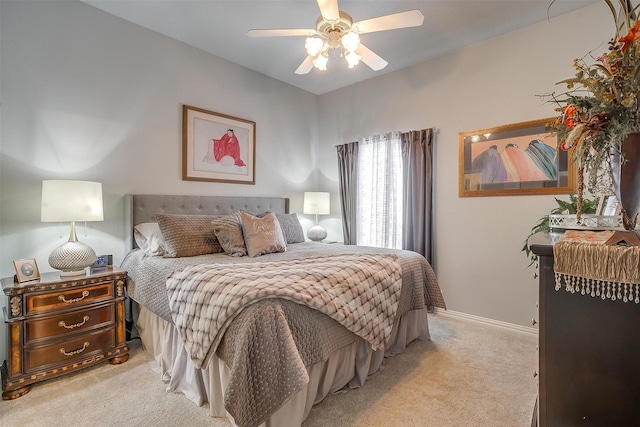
123, 242, 444, 321
122, 242, 445, 427
167, 254, 403, 369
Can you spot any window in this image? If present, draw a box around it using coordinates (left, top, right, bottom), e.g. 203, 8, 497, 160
356, 132, 403, 249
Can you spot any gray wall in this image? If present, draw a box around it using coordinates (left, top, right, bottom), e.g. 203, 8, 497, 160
316, 3, 611, 326
0, 1, 613, 364
1, 0, 321, 274
0, 0, 321, 361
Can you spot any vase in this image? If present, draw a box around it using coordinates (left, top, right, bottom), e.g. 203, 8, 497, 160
610, 133, 640, 230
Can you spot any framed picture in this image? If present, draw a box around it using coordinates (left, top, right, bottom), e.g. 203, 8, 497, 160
458, 118, 576, 197
597, 194, 621, 216
13, 258, 40, 283
182, 105, 256, 184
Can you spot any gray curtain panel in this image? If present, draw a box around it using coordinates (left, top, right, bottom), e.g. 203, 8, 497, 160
401, 129, 434, 264
336, 142, 358, 245
337, 130, 434, 259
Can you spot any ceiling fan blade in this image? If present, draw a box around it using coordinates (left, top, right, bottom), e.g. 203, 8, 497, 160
353, 10, 424, 34
316, 0, 340, 23
295, 56, 314, 75
357, 44, 388, 71
247, 29, 316, 38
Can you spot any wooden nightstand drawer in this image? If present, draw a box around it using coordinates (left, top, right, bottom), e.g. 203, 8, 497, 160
24, 327, 115, 373
25, 282, 113, 314
25, 303, 115, 343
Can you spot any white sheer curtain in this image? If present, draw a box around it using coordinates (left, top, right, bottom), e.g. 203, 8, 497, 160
356, 132, 403, 249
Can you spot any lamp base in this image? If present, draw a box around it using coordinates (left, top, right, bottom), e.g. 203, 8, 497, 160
59, 269, 89, 277
307, 224, 327, 242
49, 241, 97, 276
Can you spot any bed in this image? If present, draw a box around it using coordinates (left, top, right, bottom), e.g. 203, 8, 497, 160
121, 194, 445, 427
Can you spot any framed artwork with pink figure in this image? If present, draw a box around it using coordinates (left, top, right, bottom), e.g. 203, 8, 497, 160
182, 105, 256, 184
458, 118, 576, 197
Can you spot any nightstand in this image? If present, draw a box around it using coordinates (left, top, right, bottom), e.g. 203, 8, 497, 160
1, 267, 129, 400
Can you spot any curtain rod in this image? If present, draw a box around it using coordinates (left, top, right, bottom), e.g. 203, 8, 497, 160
333, 128, 438, 147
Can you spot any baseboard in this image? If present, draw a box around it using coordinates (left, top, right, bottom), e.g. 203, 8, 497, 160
433, 308, 538, 335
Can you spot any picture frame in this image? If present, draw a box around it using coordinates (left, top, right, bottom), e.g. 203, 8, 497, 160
458, 118, 576, 197
13, 258, 40, 283
182, 105, 256, 185
597, 194, 621, 216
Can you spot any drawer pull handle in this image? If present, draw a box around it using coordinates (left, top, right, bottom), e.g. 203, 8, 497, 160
58, 290, 90, 303
60, 342, 90, 357
59, 315, 89, 329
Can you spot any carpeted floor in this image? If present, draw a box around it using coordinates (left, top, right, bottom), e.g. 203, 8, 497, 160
0, 314, 537, 427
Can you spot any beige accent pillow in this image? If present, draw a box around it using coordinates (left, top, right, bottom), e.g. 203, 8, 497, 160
155, 213, 222, 258
211, 212, 247, 257
241, 211, 287, 257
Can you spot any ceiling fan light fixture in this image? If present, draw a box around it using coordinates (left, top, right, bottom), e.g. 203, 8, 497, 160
313, 52, 329, 71
341, 31, 360, 52
305, 37, 324, 57
248, 5, 425, 75
345, 50, 361, 68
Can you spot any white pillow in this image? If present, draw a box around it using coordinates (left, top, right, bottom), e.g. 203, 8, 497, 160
133, 222, 166, 256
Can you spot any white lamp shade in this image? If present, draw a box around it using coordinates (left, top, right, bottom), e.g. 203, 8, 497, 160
41, 180, 103, 276
345, 50, 361, 68
305, 37, 324, 57
341, 31, 360, 52
303, 192, 330, 215
41, 180, 104, 222
312, 52, 329, 71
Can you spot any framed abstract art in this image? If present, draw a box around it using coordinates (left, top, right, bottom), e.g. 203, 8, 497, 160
182, 105, 256, 185
458, 118, 576, 197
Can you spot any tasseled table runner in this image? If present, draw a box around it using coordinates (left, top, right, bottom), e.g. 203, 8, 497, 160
553, 230, 640, 304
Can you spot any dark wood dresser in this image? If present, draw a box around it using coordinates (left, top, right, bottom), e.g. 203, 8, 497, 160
529, 232, 640, 426
1, 267, 129, 399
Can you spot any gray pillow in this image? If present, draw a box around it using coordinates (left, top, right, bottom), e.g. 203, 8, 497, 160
275, 213, 305, 244
211, 212, 247, 257
155, 213, 222, 257
241, 211, 286, 257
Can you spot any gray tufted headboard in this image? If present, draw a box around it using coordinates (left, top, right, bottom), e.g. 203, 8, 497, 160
124, 194, 290, 250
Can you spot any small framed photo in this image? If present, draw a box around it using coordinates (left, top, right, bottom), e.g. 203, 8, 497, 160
597, 194, 621, 216
13, 258, 41, 283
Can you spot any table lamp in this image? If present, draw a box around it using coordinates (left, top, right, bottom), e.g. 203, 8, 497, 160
41, 180, 104, 276
303, 191, 330, 242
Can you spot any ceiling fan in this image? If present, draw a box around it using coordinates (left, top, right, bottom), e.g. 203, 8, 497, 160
247, 0, 424, 74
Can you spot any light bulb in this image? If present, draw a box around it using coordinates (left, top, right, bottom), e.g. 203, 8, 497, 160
313, 52, 329, 71
341, 31, 360, 52
345, 50, 361, 68
305, 37, 324, 57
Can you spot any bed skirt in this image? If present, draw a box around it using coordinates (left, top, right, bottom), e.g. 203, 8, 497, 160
136, 305, 431, 427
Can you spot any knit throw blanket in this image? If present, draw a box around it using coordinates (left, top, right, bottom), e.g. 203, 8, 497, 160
553, 230, 640, 303
166, 253, 403, 370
